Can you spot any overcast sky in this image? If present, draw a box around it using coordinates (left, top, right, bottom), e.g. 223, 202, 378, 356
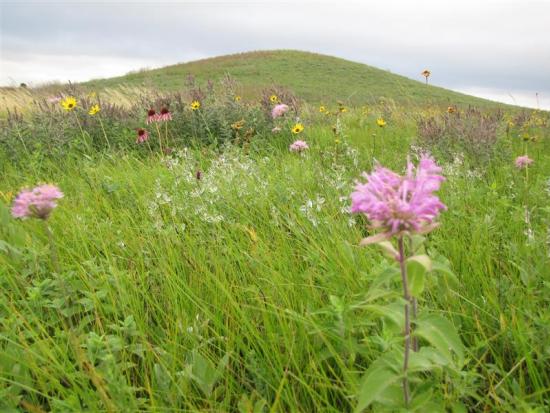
1, 0, 549, 109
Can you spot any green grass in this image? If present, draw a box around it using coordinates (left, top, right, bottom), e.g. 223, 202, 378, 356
1, 101, 550, 411
83, 50, 509, 108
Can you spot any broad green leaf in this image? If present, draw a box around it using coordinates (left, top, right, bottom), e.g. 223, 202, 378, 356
354, 359, 400, 413
406, 255, 432, 297
415, 314, 465, 365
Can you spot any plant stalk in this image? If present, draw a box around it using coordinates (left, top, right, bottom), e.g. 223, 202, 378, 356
398, 236, 411, 407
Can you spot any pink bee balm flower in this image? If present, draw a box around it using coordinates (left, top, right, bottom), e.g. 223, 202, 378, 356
12, 184, 64, 220
146, 109, 159, 124
158, 107, 172, 121
136, 128, 149, 143
289, 140, 309, 152
351, 155, 446, 242
271, 104, 289, 119
515, 155, 533, 169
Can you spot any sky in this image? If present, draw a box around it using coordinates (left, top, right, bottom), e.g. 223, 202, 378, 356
1, 0, 550, 109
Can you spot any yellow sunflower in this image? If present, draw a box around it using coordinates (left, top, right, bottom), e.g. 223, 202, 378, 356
269, 94, 278, 103
61, 96, 77, 111
190, 101, 201, 110
376, 118, 387, 128
234, 95, 241, 102
88, 104, 100, 115
447, 106, 456, 114
291, 123, 304, 134
231, 119, 245, 130
319, 105, 326, 113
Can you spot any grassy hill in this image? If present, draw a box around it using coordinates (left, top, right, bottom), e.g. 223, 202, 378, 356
84, 50, 505, 108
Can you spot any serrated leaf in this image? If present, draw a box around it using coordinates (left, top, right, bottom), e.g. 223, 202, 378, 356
354, 359, 400, 412
415, 314, 464, 366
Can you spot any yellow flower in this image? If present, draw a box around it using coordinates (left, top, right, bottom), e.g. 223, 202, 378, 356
231, 119, 245, 130
234, 95, 241, 102
376, 118, 386, 127
319, 105, 326, 113
421, 69, 431, 78
61, 96, 77, 111
269, 95, 278, 103
334, 139, 341, 144
88, 104, 100, 115
291, 123, 304, 134
447, 106, 456, 114
339, 106, 348, 113
190, 101, 201, 110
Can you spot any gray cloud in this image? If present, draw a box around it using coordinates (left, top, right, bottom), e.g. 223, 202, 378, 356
1, 0, 549, 108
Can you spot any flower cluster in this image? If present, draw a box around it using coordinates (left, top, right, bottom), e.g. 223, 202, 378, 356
289, 140, 309, 153
351, 155, 446, 240
515, 155, 533, 169
271, 104, 289, 119
12, 184, 64, 220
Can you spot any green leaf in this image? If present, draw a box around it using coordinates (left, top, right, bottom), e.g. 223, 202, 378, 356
406, 255, 432, 297
415, 314, 464, 366
354, 358, 400, 412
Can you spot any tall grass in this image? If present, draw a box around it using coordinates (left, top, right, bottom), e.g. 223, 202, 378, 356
1, 86, 549, 411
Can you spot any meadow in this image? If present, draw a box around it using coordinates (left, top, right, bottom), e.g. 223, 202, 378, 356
1, 53, 550, 412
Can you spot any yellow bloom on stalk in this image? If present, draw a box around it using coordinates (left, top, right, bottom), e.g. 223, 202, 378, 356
88, 104, 100, 115
319, 105, 326, 113
61, 96, 77, 111
447, 106, 456, 114
421, 69, 431, 78
339, 106, 348, 113
231, 119, 245, 130
269, 95, 278, 103
334, 139, 341, 144
190, 101, 201, 110
376, 118, 387, 127
234, 95, 241, 102
291, 123, 304, 134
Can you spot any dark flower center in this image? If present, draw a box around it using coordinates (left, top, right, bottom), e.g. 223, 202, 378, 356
138, 129, 145, 136
148, 109, 156, 116
160, 107, 169, 114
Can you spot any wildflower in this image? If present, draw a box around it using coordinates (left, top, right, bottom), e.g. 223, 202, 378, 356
351, 155, 446, 241
146, 109, 158, 124
338, 102, 348, 113
88, 104, 100, 116
234, 95, 241, 102
319, 105, 326, 113
271, 103, 289, 119
12, 184, 64, 220
136, 128, 149, 143
334, 139, 341, 144
289, 140, 309, 153
231, 119, 245, 130
47, 96, 61, 104
421, 69, 431, 84
447, 106, 456, 114
159, 107, 172, 121
196, 170, 202, 180
515, 155, 533, 169
272, 126, 281, 133
291, 123, 304, 134
190, 101, 201, 111
269, 94, 278, 103
376, 118, 387, 128
61, 96, 77, 111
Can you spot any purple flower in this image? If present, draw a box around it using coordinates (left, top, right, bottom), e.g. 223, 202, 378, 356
271, 104, 289, 119
515, 155, 533, 169
12, 184, 64, 220
136, 128, 149, 143
351, 155, 446, 241
289, 140, 309, 152
158, 107, 172, 122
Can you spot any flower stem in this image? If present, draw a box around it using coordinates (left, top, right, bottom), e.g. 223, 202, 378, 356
98, 115, 111, 149
397, 236, 411, 407
155, 122, 163, 156
44, 222, 60, 274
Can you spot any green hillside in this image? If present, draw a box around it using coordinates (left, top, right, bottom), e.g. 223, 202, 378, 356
84, 50, 504, 108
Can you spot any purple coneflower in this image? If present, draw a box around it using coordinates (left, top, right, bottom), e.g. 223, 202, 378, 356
159, 107, 172, 122
515, 155, 533, 169
146, 109, 159, 124
271, 104, 289, 119
136, 128, 149, 143
351, 155, 446, 242
11, 184, 63, 220
289, 140, 309, 153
